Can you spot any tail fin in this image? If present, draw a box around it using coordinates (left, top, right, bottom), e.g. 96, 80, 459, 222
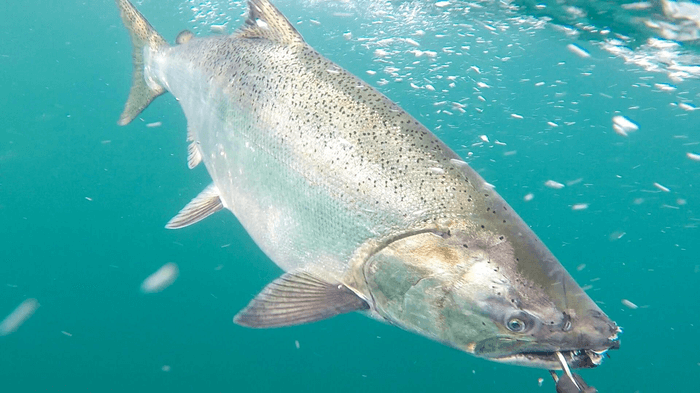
115, 0, 169, 126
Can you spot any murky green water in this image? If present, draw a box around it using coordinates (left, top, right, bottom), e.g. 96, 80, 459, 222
1, 1, 698, 391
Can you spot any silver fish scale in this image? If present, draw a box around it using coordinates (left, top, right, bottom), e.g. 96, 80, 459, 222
153, 35, 490, 276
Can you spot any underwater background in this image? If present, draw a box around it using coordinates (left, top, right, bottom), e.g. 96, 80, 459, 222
1, 0, 699, 391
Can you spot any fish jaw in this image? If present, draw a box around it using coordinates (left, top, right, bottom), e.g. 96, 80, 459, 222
359, 226, 620, 369
472, 322, 621, 369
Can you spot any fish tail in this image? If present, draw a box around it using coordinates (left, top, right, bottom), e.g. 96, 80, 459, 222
115, 0, 169, 125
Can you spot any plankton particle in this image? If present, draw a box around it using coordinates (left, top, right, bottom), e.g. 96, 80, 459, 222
572, 203, 589, 211
567, 43, 590, 58
621, 299, 638, 309
0, 298, 39, 336
140, 263, 179, 293
210, 24, 226, 34
544, 180, 565, 189
653, 182, 670, 192
612, 115, 638, 134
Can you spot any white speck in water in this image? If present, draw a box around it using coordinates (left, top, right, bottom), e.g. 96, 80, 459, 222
621, 299, 638, 309
140, 263, 179, 294
654, 83, 676, 91
524, 193, 534, 202
210, 24, 226, 34
679, 102, 696, 111
567, 43, 590, 58
295, 340, 300, 349
309, 19, 321, 26
374, 49, 389, 57
479, 135, 489, 143
687, 152, 700, 161
425, 84, 435, 91
612, 115, 638, 135
85, 197, 92, 201
435, 1, 451, 7
622, 2, 652, 10
544, 180, 565, 189
61, 331, 73, 337
404, 38, 420, 47
609, 231, 626, 241
653, 182, 670, 192
0, 298, 39, 336
577, 264, 586, 271
343, 32, 352, 40
162, 365, 171, 372
511, 113, 523, 119
366, 70, 376, 75
538, 377, 544, 387
572, 203, 589, 210
146, 121, 162, 128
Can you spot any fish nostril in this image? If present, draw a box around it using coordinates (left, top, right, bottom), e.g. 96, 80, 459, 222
561, 312, 573, 332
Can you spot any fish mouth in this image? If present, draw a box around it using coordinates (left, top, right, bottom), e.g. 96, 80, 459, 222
490, 347, 613, 369
475, 330, 621, 369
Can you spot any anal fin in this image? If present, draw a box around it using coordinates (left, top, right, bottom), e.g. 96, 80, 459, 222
165, 183, 223, 229
234, 271, 369, 328
187, 141, 202, 169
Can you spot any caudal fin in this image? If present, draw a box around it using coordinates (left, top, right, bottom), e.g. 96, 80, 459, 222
115, 0, 168, 125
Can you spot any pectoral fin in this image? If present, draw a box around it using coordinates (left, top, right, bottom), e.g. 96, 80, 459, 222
165, 183, 223, 229
187, 141, 202, 169
234, 271, 369, 328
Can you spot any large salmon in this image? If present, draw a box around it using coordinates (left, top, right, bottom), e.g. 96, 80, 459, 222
115, 0, 619, 372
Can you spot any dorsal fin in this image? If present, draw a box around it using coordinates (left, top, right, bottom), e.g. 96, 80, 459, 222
176, 30, 194, 45
235, 0, 304, 45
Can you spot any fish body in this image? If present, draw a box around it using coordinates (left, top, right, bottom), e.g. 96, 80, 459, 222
115, 0, 619, 371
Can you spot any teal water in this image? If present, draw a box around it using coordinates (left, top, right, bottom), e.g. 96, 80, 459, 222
1, 0, 699, 391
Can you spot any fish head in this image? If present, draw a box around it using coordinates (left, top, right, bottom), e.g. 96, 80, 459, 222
362, 226, 620, 369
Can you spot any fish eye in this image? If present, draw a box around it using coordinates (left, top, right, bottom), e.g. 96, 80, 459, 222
507, 318, 526, 332
504, 311, 535, 333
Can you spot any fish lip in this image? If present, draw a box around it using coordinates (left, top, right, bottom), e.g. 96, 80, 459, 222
476, 330, 621, 369
490, 348, 606, 369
